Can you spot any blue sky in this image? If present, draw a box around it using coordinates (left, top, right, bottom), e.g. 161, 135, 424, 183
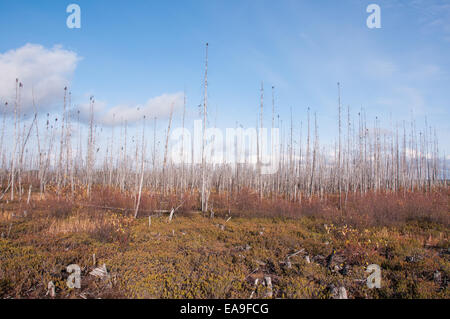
0, 0, 449, 153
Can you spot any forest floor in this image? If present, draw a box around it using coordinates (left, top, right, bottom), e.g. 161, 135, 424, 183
0, 189, 449, 299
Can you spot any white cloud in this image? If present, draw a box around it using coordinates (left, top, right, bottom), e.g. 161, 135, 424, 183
0, 44, 182, 126
73, 97, 108, 123
0, 43, 80, 113
77, 93, 184, 126
104, 93, 184, 125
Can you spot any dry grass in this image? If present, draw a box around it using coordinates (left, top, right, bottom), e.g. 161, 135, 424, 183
0, 186, 448, 299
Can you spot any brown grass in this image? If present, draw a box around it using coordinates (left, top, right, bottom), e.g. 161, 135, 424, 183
0, 186, 448, 299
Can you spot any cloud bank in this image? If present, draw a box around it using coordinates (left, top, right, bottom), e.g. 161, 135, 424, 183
0, 43, 80, 113
0, 44, 182, 126
102, 93, 184, 125
76, 93, 184, 126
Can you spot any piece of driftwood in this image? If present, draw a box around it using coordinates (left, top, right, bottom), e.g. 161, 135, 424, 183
89, 264, 109, 280
280, 249, 308, 269
46, 281, 56, 298
287, 249, 305, 259
264, 276, 273, 298
167, 202, 184, 223
330, 285, 348, 299
83, 204, 130, 212
249, 278, 259, 299
81, 204, 170, 217
79, 293, 87, 299
168, 209, 175, 223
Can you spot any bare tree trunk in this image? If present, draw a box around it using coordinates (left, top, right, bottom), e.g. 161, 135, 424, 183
134, 117, 146, 218
337, 82, 342, 208
201, 43, 209, 212
87, 96, 95, 198
163, 103, 174, 195
10, 79, 20, 201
